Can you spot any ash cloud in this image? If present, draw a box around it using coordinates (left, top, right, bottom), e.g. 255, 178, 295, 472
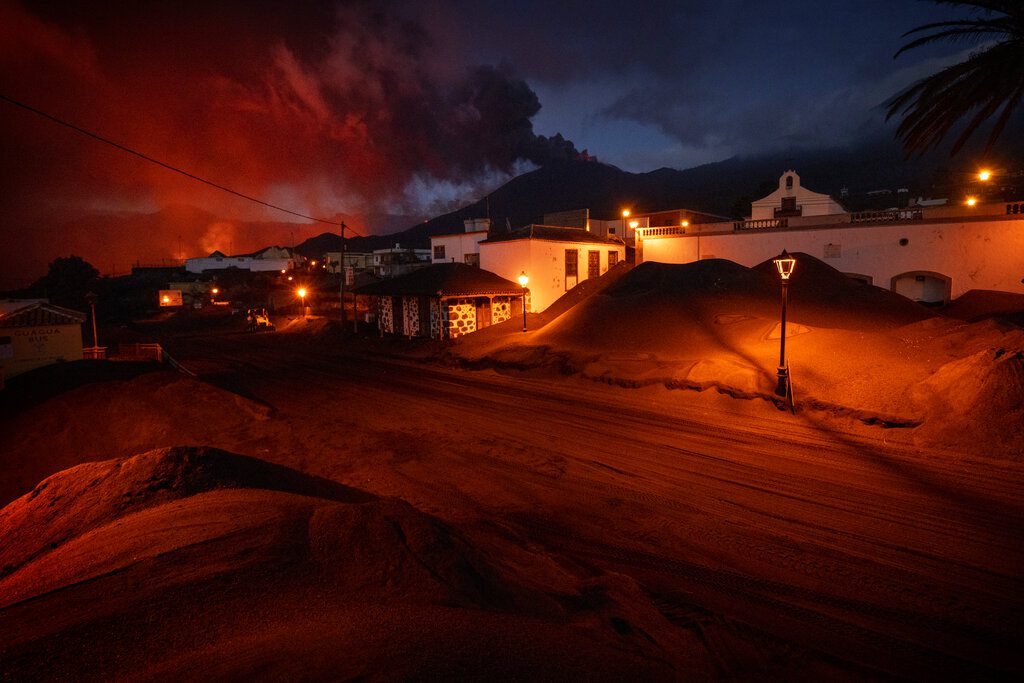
0, 0, 581, 285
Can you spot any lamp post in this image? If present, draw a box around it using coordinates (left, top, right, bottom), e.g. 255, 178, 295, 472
297, 287, 307, 318
773, 251, 796, 397
84, 291, 98, 351
517, 272, 529, 332
621, 209, 630, 238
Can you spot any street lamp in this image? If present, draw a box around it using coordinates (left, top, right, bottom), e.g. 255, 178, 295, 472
517, 272, 529, 332
84, 291, 99, 352
621, 209, 630, 237
978, 169, 992, 182
773, 250, 796, 398
297, 287, 307, 318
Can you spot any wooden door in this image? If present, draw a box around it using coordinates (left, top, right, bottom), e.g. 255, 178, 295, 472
588, 250, 600, 279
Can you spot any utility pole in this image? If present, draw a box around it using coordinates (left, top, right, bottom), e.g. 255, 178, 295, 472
339, 221, 347, 328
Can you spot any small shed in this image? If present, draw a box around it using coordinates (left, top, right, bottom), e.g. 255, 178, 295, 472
0, 301, 86, 381
354, 263, 526, 339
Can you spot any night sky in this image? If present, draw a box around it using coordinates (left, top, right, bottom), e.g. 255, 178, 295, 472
1, 0, 965, 287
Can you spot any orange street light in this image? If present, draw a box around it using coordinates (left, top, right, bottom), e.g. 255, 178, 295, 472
966, 196, 978, 207
680, 220, 690, 228
773, 250, 796, 400
297, 287, 308, 318
978, 169, 992, 182
517, 272, 529, 332
621, 209, 631, 218
211, 287, 219, 295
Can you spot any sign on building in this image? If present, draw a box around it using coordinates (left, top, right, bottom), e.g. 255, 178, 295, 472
159, 289, 183, 307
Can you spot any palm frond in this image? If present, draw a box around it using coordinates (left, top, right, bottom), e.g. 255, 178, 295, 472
889, 1, 1024, 156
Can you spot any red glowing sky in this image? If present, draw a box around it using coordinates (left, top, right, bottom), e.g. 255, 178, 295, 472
0, 1, 579, 286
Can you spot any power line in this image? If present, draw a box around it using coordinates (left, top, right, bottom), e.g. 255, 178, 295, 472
0, 93, 365, 237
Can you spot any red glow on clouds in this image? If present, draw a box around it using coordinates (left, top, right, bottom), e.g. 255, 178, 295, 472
0, 1, 578, 286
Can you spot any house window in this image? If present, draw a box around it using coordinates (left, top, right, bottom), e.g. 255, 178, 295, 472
588, 250, 600, 279
433, 245, 446, 260
608, 251, 618, 267
565, 249, 578, 278
464, 253, 479, 267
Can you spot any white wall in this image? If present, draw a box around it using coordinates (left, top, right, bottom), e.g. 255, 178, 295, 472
431, 231, 487, 264
185, 256, 293, 273
638, 217, 1024, 300
481, 239, 626, 312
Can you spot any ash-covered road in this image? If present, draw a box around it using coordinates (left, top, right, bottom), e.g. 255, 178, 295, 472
168, 332, 1024, 680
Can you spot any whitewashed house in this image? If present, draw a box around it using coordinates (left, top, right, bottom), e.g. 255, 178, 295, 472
431, 219, 490, 266
185, 246, 298, 274
479, 225, 626, 312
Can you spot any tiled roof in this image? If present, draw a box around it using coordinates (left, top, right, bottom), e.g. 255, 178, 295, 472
0, 302, 86, 328
481, 224, 624, 246
353, 263, 523, 297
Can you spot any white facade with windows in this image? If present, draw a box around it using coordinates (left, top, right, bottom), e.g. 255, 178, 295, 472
431, 230, 488, 266
479, 226, 625, 312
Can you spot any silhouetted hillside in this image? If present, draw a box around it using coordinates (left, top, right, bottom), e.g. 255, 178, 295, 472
298, 130, 1024, 255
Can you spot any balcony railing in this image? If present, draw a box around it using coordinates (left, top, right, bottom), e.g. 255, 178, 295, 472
774, 206, 802, 218
734, 218, 787, 230
1007, 201, 1024, 215
850, 209, 923, 223
636, 226, 684, 238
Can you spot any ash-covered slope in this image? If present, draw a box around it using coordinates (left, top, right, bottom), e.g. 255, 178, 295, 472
0, 447, 695, 680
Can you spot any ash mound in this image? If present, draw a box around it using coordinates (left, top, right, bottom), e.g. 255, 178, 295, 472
0, 447, 683, 679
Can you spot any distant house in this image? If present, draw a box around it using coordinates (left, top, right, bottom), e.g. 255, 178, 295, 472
354, 263, 526, 339
0, 300, 86, 383
185, 246, 298, 274
431, 219, 490, 266
479, 225, 626, 313
323, 251, 372, 274
370, 245, 431, 279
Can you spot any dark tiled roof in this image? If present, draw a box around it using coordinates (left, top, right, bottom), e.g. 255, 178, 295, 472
481, 224, 624, 246
353, 263, 523, 297
0, 302, 86, 328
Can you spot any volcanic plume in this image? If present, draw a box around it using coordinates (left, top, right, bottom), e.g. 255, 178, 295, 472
0, 1, 582, 285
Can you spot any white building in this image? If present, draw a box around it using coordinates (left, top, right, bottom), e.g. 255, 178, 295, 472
371, 245, 431, 279
431, 219, 490, 266
185, 246, 298, 274
479, 225, 626, 312
751, 170, 847, 221
636, 172, 1024, 304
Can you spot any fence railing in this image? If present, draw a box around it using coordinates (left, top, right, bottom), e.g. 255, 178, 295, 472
850, 209, 923, 223
637, 226, 685, 238
114, 343, 164, 362
735, 218, 787, 230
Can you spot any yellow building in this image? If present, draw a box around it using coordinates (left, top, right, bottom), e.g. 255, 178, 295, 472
0, 301, 86, 382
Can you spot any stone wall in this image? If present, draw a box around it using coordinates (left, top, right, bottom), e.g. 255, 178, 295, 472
378, 295, 394, 334
445, 298, 477, 338
430, 299, 442, 339
402, 296, 420, 337
492, 298, 512, 324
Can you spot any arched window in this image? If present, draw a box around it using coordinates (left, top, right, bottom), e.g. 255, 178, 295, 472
785, 175, 794, 190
